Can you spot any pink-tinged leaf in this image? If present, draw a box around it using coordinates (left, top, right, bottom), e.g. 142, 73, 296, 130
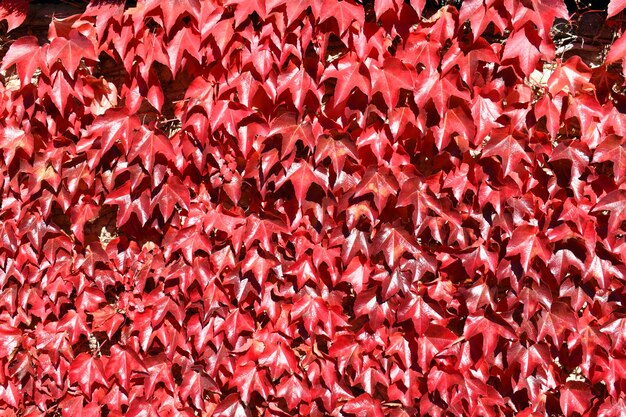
418, 324, 459, 370
608, 0, 626, 17
242, 247, 277, 286
374, 0, 402, 19
213, 394, 250, 417
0, 325, 21, 359
46, 31, 97, 77
58, 310, 90, 345
547, 57, 593, 96
464, 312, 516, 353
315, 134, 358, 174
268, 113, 316, 157
277, 62, 319, 113
128, 126, 178, 173
529, 0, 569, 38
0, 124, 34, 166
342, 393, 384, 417
276, 374, 311, 410
535, 94, 562, 138
0, 0, 29, 31
592, 134, 626, 180
592, 189, 626, 232
144, 0, 201, 35
353, 167, 399, 212
88, 109, 140, 154
501, 25, 541, 77
144, 354, 176, 397
536, 301, 577, 345
482, 132, 532, 177
319, 0, 365, 35
166, 26, 201, 76
230, 361, 273, 404
398, 294, 444, 333
560, 381, 593, 416
0, 36, 42, 85
179, 368, 217, 410
210, 100, 255, 137
410, 0, 426, 16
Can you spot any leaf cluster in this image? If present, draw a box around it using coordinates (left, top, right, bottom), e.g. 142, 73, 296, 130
1, 0, 626, 416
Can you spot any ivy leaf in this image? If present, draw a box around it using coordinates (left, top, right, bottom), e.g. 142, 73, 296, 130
268, 113, 316, 157
144, 354, 176, 397
321, 53, 371, 106
0, 124, 34, 166
319, 0, 365, 35
371, 224, 419, 268
213, 394, 250, 417
104, 346, 147, 390
276, 374, 311, 410
0, 325, 21, 359
128, 126, 178, 173
506, 225, 551, 270
342, 393, 384, 417
0, 0, 28, 31
502, 25, 541, 77
68, 353, 109, 395
151, 176, 191, 220
0, 36, 42, 85
353, 167, 399, 212
592, 134, 626, 180
315, 134, 358, 174
258, 341, 299, 379
145, 0, 201, 34
166, 26, 201, 76
46, 31, 97, 77
275, 161, 328, 206
369, 58, 415, 110
482, 132, 531, 177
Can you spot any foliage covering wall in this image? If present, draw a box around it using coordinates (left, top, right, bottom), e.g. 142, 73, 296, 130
2, 0, 626, 416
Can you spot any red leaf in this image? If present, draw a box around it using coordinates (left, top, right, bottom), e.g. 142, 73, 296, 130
0, 0, 29, 31
213, 394, 250, 417
151, 176, 191, 220
608, 0, 626, 17
268, 113, 316, 157
371, 224, 419, 268
104, 346, 146, 390
501, 25, 542, 77
353, 167, 399, 212
69, 353, 109, 395
506, 225, 551, 270
128, 126, 178, 173
342, 393, 384, 417
276, 374, 311, 410
319, 0, 365, 35
46, 31, 97, 77
369, 57, 415, 110
0, 325, 21, 359
321, 53, 371, 106
275, 161, 328, 206
481, 131, 531, 177
560, 381, 593, 416
0, 36, 42, 85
